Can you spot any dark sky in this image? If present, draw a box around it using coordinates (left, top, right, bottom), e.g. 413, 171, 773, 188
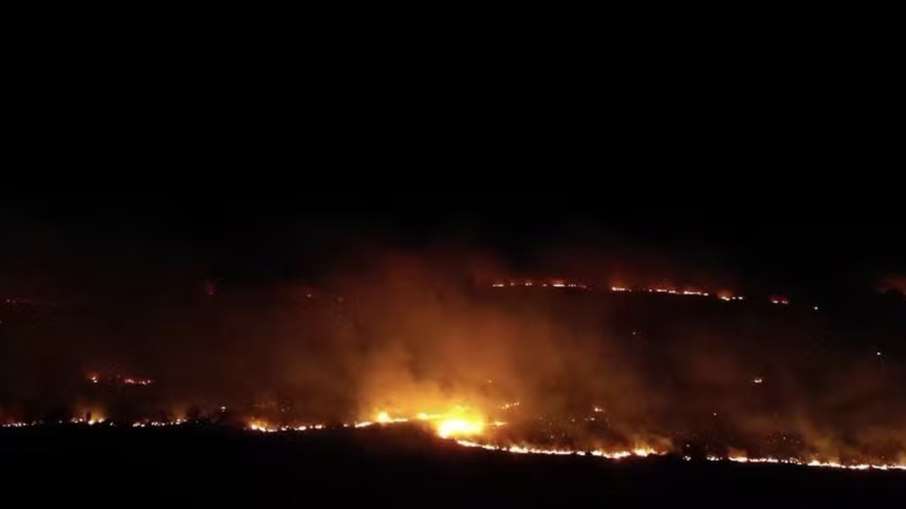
3, 27, 902, 301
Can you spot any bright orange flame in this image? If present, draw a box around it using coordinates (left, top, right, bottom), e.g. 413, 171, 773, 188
248, 419, 272, 432
436, 418, 484, 438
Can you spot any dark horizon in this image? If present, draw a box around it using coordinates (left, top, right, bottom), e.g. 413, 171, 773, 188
2, 190, 904, 301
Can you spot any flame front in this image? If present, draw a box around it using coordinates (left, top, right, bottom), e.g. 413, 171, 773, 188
4, 413, 905, 472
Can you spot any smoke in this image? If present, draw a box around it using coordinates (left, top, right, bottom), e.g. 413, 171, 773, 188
2, 245, 905, 462
879, 275, 906, 297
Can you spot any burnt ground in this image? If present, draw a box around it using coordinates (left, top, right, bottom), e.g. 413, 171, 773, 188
1, 425, 903, 506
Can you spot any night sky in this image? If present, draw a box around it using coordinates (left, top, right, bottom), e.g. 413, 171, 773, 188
4, 27, 903, 304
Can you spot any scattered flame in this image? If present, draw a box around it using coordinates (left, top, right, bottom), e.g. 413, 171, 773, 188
499, 401, 520, 411
609, 285, 744, 301
493, 279, 589, 290
85, 372, 153, 386
248, 419, 272, 432
707, 455, 906, 471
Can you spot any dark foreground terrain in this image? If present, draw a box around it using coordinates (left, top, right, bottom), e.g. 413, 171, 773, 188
2, 425, 903, 506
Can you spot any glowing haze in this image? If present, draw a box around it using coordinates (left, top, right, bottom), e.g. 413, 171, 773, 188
1, 246, 905, 468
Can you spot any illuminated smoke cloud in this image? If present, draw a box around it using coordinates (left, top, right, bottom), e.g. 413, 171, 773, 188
2, 245, 905, 468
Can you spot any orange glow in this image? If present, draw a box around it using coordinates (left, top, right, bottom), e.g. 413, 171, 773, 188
367, 406, 491, 440
436, 418, 484, 438
248, 419, 274, 432
71, 407, 106, 425
372, 410, 409, 425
